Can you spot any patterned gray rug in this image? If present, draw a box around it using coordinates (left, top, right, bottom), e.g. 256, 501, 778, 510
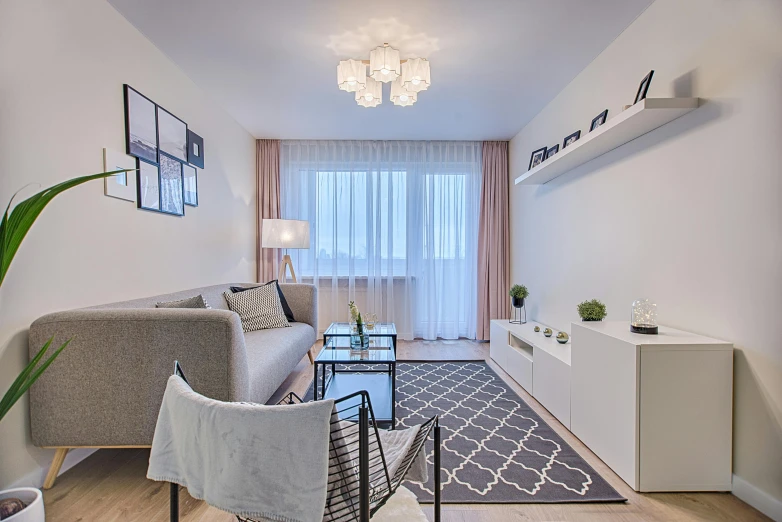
305, 361, 626, 504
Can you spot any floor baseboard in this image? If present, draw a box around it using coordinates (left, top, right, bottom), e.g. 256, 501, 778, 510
11, 448, 97, 490
732, 474, 782, 521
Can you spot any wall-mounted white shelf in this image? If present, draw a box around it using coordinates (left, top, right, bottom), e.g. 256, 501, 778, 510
514, 98, 700, 186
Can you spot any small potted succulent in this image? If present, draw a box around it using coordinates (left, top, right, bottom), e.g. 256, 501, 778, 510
577, 299, 607, 321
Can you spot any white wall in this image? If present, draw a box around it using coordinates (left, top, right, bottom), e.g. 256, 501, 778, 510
509, 0, 782, 518
0, 0, 256, 488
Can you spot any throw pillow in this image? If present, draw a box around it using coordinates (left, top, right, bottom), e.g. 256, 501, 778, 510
230, 280, 295, 322
156, 294, 211, 309
223, 284, 290, 332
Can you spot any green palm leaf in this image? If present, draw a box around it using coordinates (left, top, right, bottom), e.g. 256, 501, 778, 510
0, 169, 133, 422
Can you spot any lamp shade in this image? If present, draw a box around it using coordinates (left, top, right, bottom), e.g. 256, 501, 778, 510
355, 77, 382, 107
262, 219, 310, 249
337, 59, 366, 92
369, 44, 401, 82
390, 78, 417, 107
401, 58, 430, 92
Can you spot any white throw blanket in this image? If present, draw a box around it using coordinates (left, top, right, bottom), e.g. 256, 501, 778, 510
147, 375, 334, 522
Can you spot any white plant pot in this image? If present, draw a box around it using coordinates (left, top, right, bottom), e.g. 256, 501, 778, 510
0, 488, 45, 522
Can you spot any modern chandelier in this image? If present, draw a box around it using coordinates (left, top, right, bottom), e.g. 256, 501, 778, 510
337, 43, 431, 108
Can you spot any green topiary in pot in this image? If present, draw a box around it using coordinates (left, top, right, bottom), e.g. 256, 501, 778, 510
577, 299, 607, 321
509, 284, 529, 308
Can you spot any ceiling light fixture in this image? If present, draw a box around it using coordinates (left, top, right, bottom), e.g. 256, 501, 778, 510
337, 43, 430, 108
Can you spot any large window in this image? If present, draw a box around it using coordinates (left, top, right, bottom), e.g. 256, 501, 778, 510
280, 141, 481, 340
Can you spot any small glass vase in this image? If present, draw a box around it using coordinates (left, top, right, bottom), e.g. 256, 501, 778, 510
350, 322, 370, 351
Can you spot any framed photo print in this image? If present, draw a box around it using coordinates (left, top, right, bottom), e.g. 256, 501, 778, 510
563, 130, 581, 149
159, 153, 185, 216
634, 70, 654, 104
124, 85, 158, 164
529, 147, 547, 170
137, 159, 160, 211
183, 164, 198, 207
157, 107, 188, 162
590, 109, 609, 132
545, 144, 559, 160
187, 129, 204, 168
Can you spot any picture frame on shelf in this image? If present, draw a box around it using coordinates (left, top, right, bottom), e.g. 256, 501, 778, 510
159, 153, 186, 216
157, 106, 188, 162
187, 129, 204, 168
124, 85, 158, 164
529, 147, 547, 170
545, 144, 559, 159
590, 109, 609, 131
634, 70, 654, 104
103, 148, 137, 202
563, 130, 581, 149
183, 163, 198, 207
137, 159, 161, 211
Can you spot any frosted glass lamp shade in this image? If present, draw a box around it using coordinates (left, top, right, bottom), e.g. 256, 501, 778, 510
369, 44, 401, 82
355, 77, 382, 107
401, 58, 430, 92
390, 78, 417, 107
262, 219, 310, 249
337, 59, 366, 92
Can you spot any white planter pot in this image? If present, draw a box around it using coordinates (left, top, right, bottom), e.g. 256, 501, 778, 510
0, 488, 45, 522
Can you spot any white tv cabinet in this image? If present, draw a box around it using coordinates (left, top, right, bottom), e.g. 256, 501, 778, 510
570, 321, 733, 492
489, 320, 572, 429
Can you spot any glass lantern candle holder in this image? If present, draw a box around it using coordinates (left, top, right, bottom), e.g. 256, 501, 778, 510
631, 299, 658, 334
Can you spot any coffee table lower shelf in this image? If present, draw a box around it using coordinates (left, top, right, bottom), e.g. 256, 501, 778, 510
322, 373, 395, 429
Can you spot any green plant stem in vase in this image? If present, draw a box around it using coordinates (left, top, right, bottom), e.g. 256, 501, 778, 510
348, 301, 369, 351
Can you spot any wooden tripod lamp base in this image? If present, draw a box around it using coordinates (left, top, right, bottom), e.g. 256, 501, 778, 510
278, 254, 298, 283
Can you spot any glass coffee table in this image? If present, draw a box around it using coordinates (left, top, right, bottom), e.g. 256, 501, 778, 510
323, 322, 398, 354
313, 334, 396, 429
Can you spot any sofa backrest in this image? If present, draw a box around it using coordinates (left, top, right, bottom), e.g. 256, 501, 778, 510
87, 283, 253, 311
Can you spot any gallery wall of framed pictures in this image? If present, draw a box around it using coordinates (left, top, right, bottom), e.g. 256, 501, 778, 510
123, 84, 202, 216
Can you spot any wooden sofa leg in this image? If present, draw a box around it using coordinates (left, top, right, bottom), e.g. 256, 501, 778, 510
43, 448, 69, 489
307, 348, 315, 364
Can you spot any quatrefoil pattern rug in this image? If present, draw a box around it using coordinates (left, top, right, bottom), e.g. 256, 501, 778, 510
395, 362, 625, 503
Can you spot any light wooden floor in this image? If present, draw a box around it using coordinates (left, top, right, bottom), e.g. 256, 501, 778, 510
43, 340, 769, 522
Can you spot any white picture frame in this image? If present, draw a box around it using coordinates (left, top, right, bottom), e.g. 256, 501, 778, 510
103, 148, 137, 202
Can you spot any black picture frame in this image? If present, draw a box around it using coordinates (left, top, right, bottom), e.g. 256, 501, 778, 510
159, 152, 186, 216
529, 147, 547, 170
124, 85, 159, 164
590, 109, 609, 131
634, 70, 654, 104
183, 163, 198, 207
157, 106, 188, 163
545, 144, 559, 160
137, 158, 161, 211
563, 130, 581, 149
187, 129, 204, 169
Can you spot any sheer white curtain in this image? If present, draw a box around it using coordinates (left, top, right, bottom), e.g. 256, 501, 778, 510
280, 141, 482, 340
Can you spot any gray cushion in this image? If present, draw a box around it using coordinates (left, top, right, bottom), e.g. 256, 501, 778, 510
156, 294, 210, 309
223, 285, 290, 333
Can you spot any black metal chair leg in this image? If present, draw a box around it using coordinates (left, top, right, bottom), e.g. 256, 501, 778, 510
359, 405, 370, 522
434, 423, 441, 522
170, 482, 179, 522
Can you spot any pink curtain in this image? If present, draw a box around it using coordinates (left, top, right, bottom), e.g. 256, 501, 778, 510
256, 139, 281, 283
476, 141, 510, 340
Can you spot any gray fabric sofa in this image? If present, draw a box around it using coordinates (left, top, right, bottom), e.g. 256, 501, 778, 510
28, 283, 317, 488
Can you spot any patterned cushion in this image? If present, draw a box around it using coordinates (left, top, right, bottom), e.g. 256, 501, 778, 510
230, 280, 295, 322
156, 294, 211, 309
223, 285, 290, 332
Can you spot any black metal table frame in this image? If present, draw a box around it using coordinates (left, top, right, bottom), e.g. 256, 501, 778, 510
313, 348, 396, 429
323, 323, 398, 355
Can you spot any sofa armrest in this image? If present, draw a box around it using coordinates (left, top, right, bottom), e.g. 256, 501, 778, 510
279, 283, 317, 333
28, 308, 249, 447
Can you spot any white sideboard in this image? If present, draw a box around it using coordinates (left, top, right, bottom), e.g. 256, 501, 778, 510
489, 320, 572, 429
570, 321, 734, 492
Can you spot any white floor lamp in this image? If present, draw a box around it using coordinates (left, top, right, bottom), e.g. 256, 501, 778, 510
262, 219, 310, 283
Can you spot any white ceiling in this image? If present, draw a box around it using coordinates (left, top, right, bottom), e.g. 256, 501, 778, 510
108, 0, 652, 140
